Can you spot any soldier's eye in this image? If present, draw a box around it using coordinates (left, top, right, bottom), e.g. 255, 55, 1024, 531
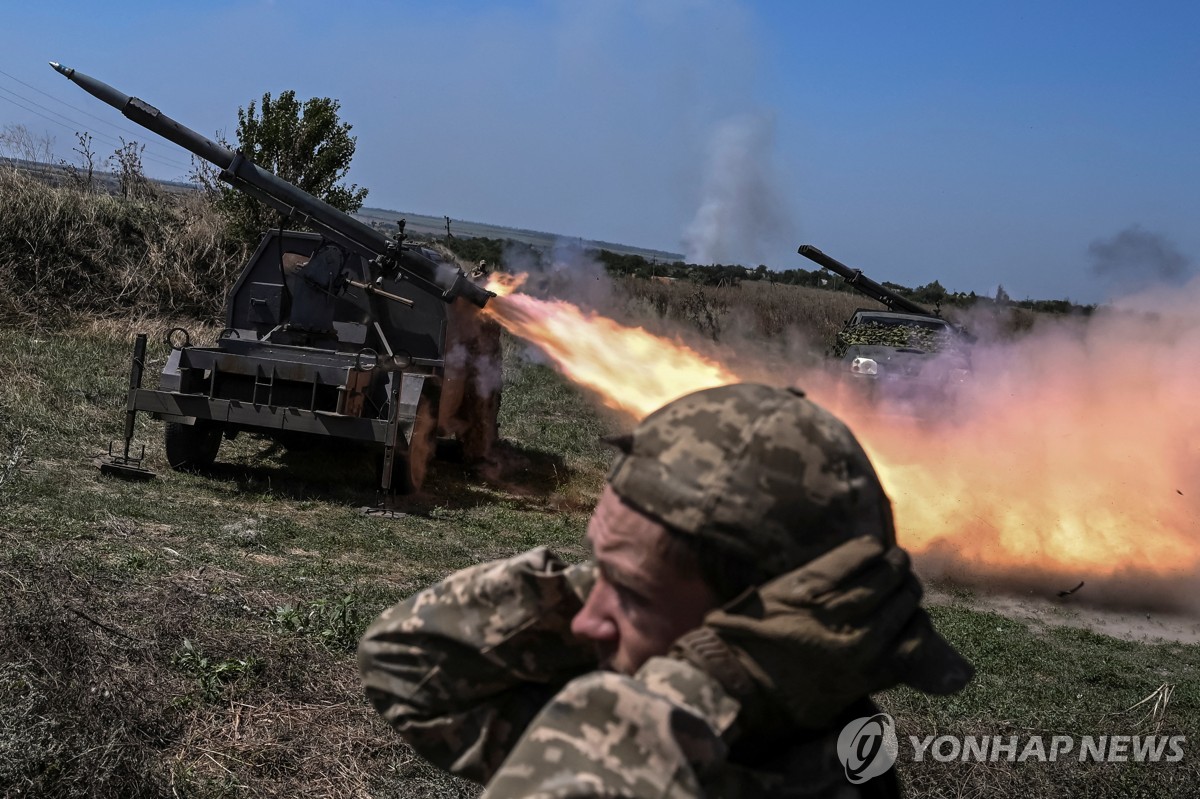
615, 584, 649, 612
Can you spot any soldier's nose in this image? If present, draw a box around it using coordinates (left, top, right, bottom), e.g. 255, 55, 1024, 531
570, 590, 618, 643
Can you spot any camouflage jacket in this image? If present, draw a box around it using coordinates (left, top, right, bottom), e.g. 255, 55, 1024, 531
358, 548, 901, 798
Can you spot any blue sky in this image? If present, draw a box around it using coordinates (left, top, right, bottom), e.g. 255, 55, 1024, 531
2, 0, 1196, 303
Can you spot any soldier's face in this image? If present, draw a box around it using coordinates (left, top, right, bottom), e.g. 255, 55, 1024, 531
571, 486, 718, 675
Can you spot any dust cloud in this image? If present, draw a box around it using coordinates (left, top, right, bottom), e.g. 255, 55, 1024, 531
816, 283, 1200, 613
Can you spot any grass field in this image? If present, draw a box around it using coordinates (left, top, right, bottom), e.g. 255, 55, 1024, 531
0, 162, 1195, 799
0, 320, 601, 798
0, 308, 1197, 799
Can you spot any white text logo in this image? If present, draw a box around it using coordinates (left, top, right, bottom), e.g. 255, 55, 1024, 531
909, 735, 1186, 763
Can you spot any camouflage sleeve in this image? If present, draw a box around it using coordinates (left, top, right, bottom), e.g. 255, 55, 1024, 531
480, 657, 740, 799
358, 547, 598, 784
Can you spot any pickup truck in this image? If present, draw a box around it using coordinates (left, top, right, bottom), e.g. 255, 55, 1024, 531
829, 309, 971, 407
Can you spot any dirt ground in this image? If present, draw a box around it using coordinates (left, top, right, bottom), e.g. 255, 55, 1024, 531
927, 586, 1200, 644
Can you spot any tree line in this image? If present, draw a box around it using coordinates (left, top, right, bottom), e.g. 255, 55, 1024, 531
593, 250, 1095, 315
18, 87, 1093, 318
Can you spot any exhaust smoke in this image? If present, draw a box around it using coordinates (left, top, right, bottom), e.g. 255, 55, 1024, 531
682, 114, 789, 267
1088, 224, 1194, 296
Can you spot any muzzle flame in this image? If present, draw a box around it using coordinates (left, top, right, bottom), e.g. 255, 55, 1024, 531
483, 274, 734, 418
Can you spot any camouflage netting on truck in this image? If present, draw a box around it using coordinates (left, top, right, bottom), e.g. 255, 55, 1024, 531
829, 322, 956, 358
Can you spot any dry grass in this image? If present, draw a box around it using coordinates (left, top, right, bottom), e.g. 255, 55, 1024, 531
617, 276, 866, 346
0, 547, 473, 799
0, 165, 244, 328
0, 322, 597, 799
614, 276, 1049, 352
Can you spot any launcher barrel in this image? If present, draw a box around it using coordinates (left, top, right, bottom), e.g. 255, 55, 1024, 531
797, 244, 934, 317
50, 62, 492, 308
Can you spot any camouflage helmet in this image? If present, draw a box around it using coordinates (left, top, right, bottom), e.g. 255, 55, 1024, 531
606, 383, 895, 581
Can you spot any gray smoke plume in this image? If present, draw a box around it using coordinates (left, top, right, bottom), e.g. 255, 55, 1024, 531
682, 113, 789, 266
1087, 224, 1193, 292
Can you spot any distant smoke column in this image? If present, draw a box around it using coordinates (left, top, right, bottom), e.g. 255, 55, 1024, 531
683, 114, 786, 265
1087, 224, 1194, 295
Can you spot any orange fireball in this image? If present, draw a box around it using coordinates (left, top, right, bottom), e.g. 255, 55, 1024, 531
480, 273, 1200, 604
844, 310, 1200, 588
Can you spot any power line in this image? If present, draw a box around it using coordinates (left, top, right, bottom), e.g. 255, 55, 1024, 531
0, 85, 191, 172
0, 68, 197, 169
0, 67, 158, 140
0, 82, 89, 132
0, 90, 98, 139
0, 95, 188, 174
0, 91, 192, 174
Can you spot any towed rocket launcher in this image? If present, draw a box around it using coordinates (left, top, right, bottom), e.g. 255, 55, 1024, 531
53, 63, 494, 494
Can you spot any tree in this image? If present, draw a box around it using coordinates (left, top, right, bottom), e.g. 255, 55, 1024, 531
912, 279, 947, 308
197, 90, 368, 245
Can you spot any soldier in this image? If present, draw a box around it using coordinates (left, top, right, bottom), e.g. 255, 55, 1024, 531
359, 383, 973, 797
438, 259, 503, 466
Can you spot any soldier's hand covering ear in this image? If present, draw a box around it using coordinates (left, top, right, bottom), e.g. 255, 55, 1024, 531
669, 535, 973, 736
